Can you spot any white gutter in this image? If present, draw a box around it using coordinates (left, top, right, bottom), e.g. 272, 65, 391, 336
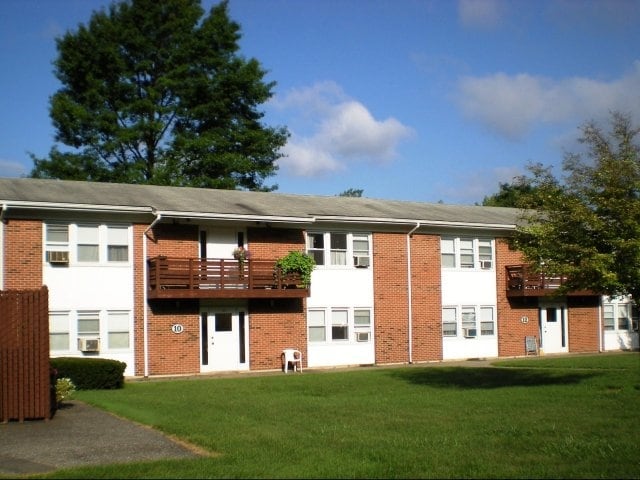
157, 210, 314, 225
0, 200, 151, 214
598, 297, 603, 352
0, 204, 5, 290
315, 215, 516, 230
142, 211, 162, 378
406, 222, 421, 364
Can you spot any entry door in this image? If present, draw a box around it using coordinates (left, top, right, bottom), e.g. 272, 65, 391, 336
540, 304, 568, 353
200, 310, 248, 372
201, 227, 243, 258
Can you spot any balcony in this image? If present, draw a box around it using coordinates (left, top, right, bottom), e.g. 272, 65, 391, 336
506, 265, 596, 298
147, 257, 310, 300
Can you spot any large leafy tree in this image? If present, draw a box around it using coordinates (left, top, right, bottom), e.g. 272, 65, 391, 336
30, 0, 288, 190
512, 112, 640, 303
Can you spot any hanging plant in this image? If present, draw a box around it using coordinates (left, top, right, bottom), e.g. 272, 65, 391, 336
275, 251, 316, 288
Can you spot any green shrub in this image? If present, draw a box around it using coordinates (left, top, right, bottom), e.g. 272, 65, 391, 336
275, 251, 315, 287
55, 377, 76, 404
50, 357, 126, 390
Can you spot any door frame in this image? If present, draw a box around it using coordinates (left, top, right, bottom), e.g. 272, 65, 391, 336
200, 306, 249, 372
538, 300, 568, 354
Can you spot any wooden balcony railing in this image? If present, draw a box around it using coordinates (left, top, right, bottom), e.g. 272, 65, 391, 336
147, 257, 310, 299
506, 265, 596, 297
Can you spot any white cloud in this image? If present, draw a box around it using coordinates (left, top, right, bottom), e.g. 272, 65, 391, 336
456, 61, 640, 139
273, 82, 414, 178
458, 0, 505, 29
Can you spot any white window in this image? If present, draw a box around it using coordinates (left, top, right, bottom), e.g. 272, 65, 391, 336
307, 232, 372, 268
354, 309, 371, 342
46, 224, 69, 244
308, 308, 373, 343
331, 309, 349, 341
442, 307, 457, 336
107, 311, 130, 349
440, 237, 494, 270
308, 310, 326, 342
442, 305, 495, 338
49, 311, 70, 351
603, 304, 615, 331
352, 234, 371, 267
330, 233, 348, 265
460, 239, 474, 268
77, 310, 100, 339
307, 233, 325, 265
441, 238, 456, 268
480, 307, 495, 335
77, 225, 100, 262
107, 226, 129, 262
461, 306, 476, 336
604, 301, 637, 332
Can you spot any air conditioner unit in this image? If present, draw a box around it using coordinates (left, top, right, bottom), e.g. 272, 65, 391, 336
480, 260, 492, 269
354, 255, 370, 268
463, 328, 477, 338
46, 250, 69, 264
78, 337, 100, 352
356, 331, 370, 342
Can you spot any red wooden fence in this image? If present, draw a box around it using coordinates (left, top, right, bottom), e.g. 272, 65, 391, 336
0, 286, 52, 422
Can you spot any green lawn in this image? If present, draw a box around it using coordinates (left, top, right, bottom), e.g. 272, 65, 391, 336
45, 353, 639, 478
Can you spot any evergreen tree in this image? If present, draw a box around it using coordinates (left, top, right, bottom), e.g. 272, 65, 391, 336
30, 0, 288, 191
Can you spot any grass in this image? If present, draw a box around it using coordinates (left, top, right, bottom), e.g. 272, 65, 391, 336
36, 353, 640, 478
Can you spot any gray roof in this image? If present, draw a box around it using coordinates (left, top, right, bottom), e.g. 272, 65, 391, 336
0, 177, 523, 230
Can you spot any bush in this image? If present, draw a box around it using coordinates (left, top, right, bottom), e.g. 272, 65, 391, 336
55, 377, 76, 405
276, 251, 316, 287
50, 357, 126, 390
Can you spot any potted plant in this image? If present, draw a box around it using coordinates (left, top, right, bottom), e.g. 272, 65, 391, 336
275, 251, 315, 288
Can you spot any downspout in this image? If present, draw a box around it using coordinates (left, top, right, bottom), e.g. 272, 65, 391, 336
598, 296, 603, 352
142, 210, 162, 378
406, 222, 420, 364
0, 204, 6, 290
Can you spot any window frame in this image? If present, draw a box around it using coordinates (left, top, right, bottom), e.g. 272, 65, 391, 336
440, 237, 494, 271
306, 231, 372, 268
442, 305, 496, 339
308, 307, 374, 344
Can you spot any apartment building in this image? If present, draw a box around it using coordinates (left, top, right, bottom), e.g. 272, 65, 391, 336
0, 178, 636, 377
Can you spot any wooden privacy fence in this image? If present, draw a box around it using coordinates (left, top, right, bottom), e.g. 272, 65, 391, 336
0, 286, 52, 422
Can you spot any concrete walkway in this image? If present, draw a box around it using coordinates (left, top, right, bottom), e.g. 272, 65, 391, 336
0, 401, 204, 476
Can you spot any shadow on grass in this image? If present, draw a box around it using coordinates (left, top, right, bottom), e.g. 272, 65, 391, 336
390, 366, 600, 389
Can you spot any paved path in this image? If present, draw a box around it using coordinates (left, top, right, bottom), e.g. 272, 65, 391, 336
0, 401, 203, 476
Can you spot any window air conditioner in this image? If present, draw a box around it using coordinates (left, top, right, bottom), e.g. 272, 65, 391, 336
480, 260, 492, 269
354, 255, 370, 268
463, 328, 477, 338
78, 337, 100, 352
46, 250, 69, 264
356, 331, 370, 342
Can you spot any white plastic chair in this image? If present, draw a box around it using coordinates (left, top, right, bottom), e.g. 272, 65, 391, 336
282, 348, 302, 373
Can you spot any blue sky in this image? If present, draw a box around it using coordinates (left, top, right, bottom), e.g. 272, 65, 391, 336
1, 0, 639, 204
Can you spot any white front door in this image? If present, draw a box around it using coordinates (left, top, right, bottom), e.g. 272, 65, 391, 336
540, 303, 568, 353
201, 227, 243, 258
200, 309, 248, 372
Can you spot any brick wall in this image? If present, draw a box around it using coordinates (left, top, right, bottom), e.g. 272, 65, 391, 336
409, 234, 442, 362
136, 223, 201, 376
3, 219, 42, 289
567, 297, 600, 353
248, 227, 307, 370
373, 233, 410, 364
495, 239, 541, 356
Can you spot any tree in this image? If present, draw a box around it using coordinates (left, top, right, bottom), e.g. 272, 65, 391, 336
30, 0, 288, 191
481, 181, 537, 208
338, 188, 364, 197
511, 112, 640, 303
